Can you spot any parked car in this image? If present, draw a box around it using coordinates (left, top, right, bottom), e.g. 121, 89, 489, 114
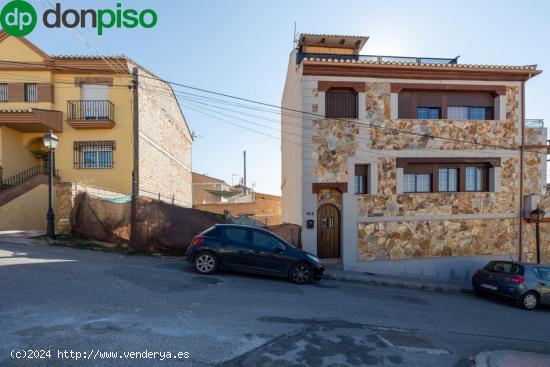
472, 261, 550, 310
185, 224, 324, 284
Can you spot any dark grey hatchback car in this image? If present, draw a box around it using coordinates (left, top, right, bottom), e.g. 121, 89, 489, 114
185, 224, 325, 284
472, 261, 550, 310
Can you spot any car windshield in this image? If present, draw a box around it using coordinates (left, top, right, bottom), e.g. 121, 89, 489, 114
485, 262, 523, 274
534, 267, 550, 281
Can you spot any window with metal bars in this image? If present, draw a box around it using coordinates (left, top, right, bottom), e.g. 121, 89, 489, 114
74, 141, 115, 169
0, 84, 8, 102
25, 83, 38, 102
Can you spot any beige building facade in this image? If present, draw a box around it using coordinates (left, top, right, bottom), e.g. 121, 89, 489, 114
282, 33, 549, 280
0, 32, 192, 231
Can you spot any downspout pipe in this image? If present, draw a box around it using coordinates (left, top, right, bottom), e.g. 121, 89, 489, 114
519, 81, 525, 262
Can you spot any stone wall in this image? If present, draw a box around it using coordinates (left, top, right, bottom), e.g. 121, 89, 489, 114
368, 86, 520, 151
312, 119, 358, 182
135, 65, 193, 207
359, 157, 518, 217
521, 195, 550, 264
307, 80, 547, 264
358, 218, 517, 261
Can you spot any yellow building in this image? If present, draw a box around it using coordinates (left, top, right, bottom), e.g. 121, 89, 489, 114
0, 31, 193, 231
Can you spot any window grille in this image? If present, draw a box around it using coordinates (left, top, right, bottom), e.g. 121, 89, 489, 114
73, 141, 115, 169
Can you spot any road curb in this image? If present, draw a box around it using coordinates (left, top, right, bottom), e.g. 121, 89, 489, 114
323, 272, 473, 294
474, 350, 550, 367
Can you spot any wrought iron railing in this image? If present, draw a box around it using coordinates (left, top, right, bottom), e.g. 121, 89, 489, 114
67, 100, 114, 121
526, 119, 544, 128
297, 52, 459, 65
0, 165, 59, 191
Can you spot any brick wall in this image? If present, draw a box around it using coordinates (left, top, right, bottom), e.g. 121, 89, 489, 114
192, 172, 239, 205
194, 192, 282, 225
134, 65, 193, 207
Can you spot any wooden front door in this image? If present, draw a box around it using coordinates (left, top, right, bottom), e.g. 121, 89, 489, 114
317, 204, 341, 258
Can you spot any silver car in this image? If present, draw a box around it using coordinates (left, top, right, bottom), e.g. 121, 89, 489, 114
472, 261, 550, 310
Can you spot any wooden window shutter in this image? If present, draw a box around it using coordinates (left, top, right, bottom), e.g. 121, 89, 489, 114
326, 88, 358, 118
8, 83, 24, 102
355, 164, 369, 176
37, 83, 54, 103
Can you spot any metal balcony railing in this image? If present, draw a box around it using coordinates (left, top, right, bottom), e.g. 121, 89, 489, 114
297, 52, 459, 65
0, 165, 59, 191
67, 100, 114, 121
526, 119, 544, 128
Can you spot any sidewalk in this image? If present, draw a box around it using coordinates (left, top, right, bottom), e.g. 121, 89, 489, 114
475, 350, 550, 367
323, 267, 472, 293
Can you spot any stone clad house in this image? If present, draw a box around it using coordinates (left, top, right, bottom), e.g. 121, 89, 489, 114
281, 33, 549, 280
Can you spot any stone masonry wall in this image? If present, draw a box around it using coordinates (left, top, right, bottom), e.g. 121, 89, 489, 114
368, 86, 520, 151
135, 64, 193, 207
358, 218, 517, 261
312, 119, 358, 182
309, 80, 545, 262
359, 157, 518, 217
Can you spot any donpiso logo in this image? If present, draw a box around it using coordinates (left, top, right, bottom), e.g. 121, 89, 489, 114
1, 1, 157, 37
0, 0, 37, 37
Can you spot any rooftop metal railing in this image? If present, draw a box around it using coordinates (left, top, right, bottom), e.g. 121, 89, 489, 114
525, 119, 544, 128
297, 52, 459, 65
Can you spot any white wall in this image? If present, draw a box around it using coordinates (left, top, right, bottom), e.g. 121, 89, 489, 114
281, 50, 303, 225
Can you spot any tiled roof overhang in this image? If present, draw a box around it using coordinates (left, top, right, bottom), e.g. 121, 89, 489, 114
302, 60, 542, 81
0, 108, 63, 132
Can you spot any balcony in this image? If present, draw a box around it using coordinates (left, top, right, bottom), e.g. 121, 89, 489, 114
66, 100, 115, 129
297, 52, 459, 65
0, 108, 62, 132
526, 119, 544, 128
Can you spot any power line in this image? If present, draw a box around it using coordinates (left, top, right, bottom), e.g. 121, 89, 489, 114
137, 74, 541, 152
0, 57, 546, 156
141, 84, 545, 160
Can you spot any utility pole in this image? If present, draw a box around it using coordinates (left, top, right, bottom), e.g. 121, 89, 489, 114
130, 67, 139, 253
243, 150, 247, 195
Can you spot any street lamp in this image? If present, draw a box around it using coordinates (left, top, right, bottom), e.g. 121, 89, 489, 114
529, 207, 545, 264
43, 129, 59, 240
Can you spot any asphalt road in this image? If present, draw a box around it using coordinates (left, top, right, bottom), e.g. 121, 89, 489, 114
1, 239, 549, 367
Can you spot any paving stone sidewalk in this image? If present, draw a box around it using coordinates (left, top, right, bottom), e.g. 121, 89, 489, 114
323, 267, 473, 293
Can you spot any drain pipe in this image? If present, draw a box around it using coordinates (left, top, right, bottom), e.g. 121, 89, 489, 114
518, 81, 526, 262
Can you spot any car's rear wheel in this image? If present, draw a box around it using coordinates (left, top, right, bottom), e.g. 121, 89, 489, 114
473, 287, 486, 297
517, 291, 539, 310
289, 263, 312, 284
194, 251, 218, 274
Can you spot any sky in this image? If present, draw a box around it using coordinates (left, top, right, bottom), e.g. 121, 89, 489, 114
24, 0, 550, 195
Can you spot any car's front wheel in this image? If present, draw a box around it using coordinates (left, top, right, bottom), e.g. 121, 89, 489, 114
194, 251, 218, 274
289, 263, 312, 284
517, 291, 539, 310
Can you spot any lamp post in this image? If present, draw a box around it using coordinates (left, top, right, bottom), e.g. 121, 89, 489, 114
43, 130, 59, 240
529, 207, 545, 264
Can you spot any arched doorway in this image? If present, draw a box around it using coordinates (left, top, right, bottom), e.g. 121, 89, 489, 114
317, 204, 341, 258
25, 137, 52, 172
